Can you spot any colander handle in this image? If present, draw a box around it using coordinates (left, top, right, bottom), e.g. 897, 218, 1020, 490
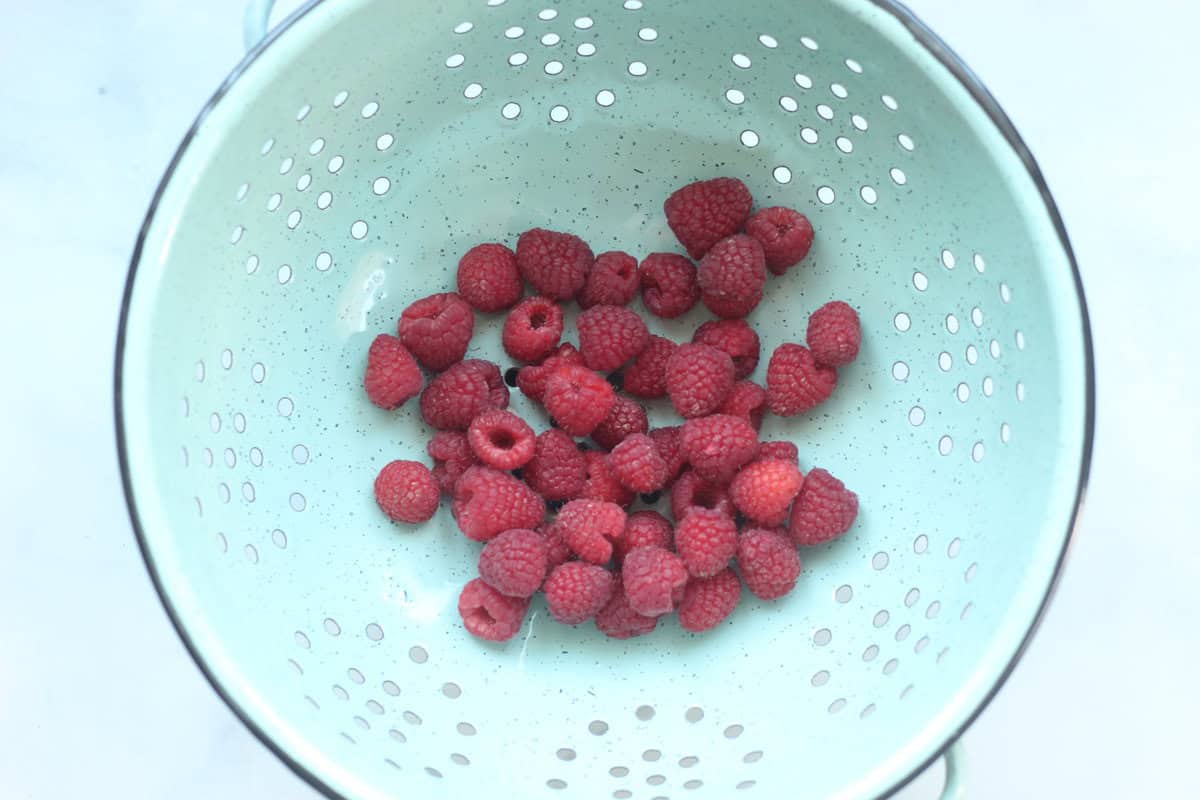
939, 741, 967, 800
243, 0, 276, 51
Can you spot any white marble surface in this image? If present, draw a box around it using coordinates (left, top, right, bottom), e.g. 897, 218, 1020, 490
1, 0, 1197, 797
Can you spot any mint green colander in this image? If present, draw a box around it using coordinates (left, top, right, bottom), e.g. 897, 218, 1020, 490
115, 1, 1094, 798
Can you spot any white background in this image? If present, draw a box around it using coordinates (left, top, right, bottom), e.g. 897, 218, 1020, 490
1, 0, 1197, 797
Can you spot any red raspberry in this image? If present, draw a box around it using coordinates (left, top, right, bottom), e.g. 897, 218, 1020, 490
664, 177, 753, 259
516, 228, 594, 301
623, 545, 688, 616
552, 498, 626, 564
648, 426, 687, 483
789, 468, 859, 546
516, 343, 584, 404
623, 335, 677, 399
580, 250, 639, 308
463, 359, 510, 409
478, 528, 548, 598
457, 243, 523, 312
580, 450, 635, 507
729, 458, 804, 527
766, 343, 838, 416
744, 206, 815, 275
693, 319, 760, 380
737, 529, 802, 600
639, 253, 700, 318
398, 292, 475, 371
675, 508, 739, 577
615, 510, 674, 562
678, 568, 742, 632
467, 409, 536, 470
524, 429, 587, 500
665, 343, 735, 418
698, 234, 767, 319
717, 380, 768, 430
458, 578, 530, 641
681, 414, 760, 483
544, 562, 615, 624
806, 300, 862, 367
420, 362, 492, 430
538, 522, 573, 569
591, 396, 649, 451
577, 304, 650, 372
364, 334, 423, 410
452, 466, 546, 542
502, 296, 564, 363
427, 431, 478, 495
374, 460, 439, 524
757, 440, 800, 465
595, 574, 658, 639
544, 364, 616, 436
669, 470, 734, 521
608, 433, 669, 493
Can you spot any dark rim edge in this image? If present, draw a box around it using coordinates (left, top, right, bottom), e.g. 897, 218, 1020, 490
112, 2, 1096, 799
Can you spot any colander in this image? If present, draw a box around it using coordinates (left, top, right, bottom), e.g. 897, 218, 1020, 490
114, 0, 1094, 798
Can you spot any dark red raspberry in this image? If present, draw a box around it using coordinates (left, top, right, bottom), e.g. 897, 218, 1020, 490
577, 304, 650, 372
678, 568, 742, 632
374, 460, 439, 524
757, 440, 800, 465
608, 433, 669, 493
789, 468, 858, 546
458, 578, 530, 641
681, 414, 760, 483
502, 296, 564, 363
665, 343, 735, 418
421, 361, 494, 430
538, 522, 573, 569
516, 343, 584, 404
580, 250, 639, 308
398, 292, 475, 371
552, 498, 626, 564
467, 409, 536, 470
544, 364, 616, 436
623, 545, 689, 616
693, 319, 760, 380
698, 234, 767, 319
806, 300, 862, 367
463, 359, 510, 409
595, 573, 658, 639
452, 466, 546, 542
639, 252, 700, 318
364, 334, 423, 410
516, 228, 594, 301
766, 343, 838, 416
623, 335, 677, 398
580, 450, 635, 507
524, 429, 587, 500
664, 177, 754, 259
737, 528, 802, 600
427, 431, 478, 495
648, 426, 687, 483
675, 508, 739, 577
544, 562, 615, 624
478, 528, 549, 598
457, 243, 523, 312
717, 380, 768, 430
744, 206, 815, 275
615, 510, 674, 562
591, 395, 649, 450
669, 470, 735, 521
730, 458, 804, 527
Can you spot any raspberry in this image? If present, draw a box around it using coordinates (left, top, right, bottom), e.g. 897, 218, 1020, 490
516, 343, 584, 404
678, 568, 742, 632
693, 319, 760, 380
398, 292, 475, 371
608, 433, 669, 493
544, 562, 615, 624
623, 545, 689, 616
806, 300, 862, 367
595, 574, 658, 639
730, 458, 804, 527
452, 466, 546, 542
467, 409, 536, 470
577, 304, 650, 372
502, 296, 564, 363
675, 509, 739, 577
648, 426, 687, 483
478, 528, 549, 598
364, 334, 423, 410
615, 510, 674, 562
516, 228, 594, 301
552, 498, 626, 564
427, 431, 478, 494
374, 460, 440, 524
681, 414, 760, 483
744, 206, 815, 275
665, 343, 735, 418
757, 440, 800, 465
737, 529, 802, 600
458, 578, 530, 641
420, 361, 493, 430
580, 250, 639, 308
524, 429, 587, 500
789, 468, 859, 546
698, 234, 767, 319
623, 335, 677, 398
544, 364, 616, 436
457, 243, 523, 312
664, 177, 754, 259
538, 522, 574, 569
580, 450, 635, 507
766, 343, 838, 416
591, 395, 649, 450
717, 380, 768, 430
463, 359, 510, 409
639, 253, 700, 318
669, 470, 734, 521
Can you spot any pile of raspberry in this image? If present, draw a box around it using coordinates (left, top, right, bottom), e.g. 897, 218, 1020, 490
365, 177, 862, 642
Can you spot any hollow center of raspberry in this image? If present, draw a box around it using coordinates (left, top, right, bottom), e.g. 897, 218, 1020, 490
529, 311, 548, 329
693, 486, 722, 509
466, 606, 495, 628
773, 222, 792, 236
488, 429, 516, 450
